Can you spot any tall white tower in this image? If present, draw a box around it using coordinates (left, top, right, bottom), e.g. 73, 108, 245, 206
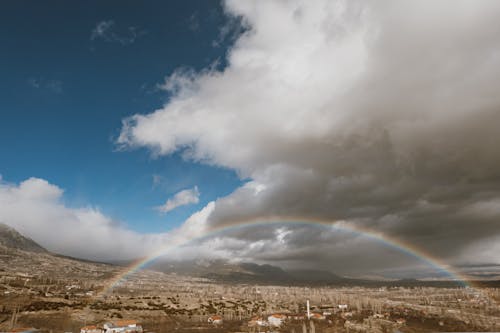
307, 299, 311, 319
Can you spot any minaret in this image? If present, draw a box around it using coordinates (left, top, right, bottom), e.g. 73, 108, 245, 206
307, 299, 311, 319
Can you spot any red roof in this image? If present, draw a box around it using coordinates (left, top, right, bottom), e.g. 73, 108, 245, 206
112, 320, 138, 327
270, 314, 287, 318
209, 315, 222, 320
81, 325, 98, 330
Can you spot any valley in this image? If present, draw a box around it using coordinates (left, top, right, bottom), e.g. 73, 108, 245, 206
1, 225, 500, 332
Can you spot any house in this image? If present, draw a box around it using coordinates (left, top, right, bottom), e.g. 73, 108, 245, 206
81, 325, 103, 333
207, 315, 223, 325
338, 304, 348, 311
267, 314, 287, 327
248, 316, 268, 327
102, 320, 143, 333
310, 313, 326, 320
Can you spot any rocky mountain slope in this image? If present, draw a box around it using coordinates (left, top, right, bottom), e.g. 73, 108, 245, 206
0, 223, 47, 253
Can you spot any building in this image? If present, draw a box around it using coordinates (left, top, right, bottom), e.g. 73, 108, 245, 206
267, 314, 287, 327
80, 325, 103, 333
310, 313, 326, 320
207, 315, 223, 325
248, 316, 268, 327
102, 320, 143, 333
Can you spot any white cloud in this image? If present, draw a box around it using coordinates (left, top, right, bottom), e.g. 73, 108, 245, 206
27, 78, 41, 88
0, 177, 173, 261
91, 20, 145, 45
151, 174, 163, 189
28, 78, 63, 93
117, 0, 500, 269
91, 20, 115, 40
156, 186, 200, 214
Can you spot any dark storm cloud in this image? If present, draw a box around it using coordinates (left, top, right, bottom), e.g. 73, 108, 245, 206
119, 0, 500, 274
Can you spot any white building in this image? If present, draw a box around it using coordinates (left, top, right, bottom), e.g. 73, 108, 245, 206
267, 314, 287, 327
102, 320, 143, 333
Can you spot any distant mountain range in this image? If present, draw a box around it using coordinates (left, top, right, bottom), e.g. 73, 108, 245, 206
145, 258, 484, 288
1, 222, 498, 288
146, 258, 346, 285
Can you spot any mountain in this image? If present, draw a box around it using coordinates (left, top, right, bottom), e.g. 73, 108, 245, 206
147, 258, 348, 285
0, 224, 494, 288
146, 259, 477, 287
0, 223, 47, 253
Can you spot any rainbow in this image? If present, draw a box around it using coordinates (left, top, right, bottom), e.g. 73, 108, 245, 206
100, 217, 476, 295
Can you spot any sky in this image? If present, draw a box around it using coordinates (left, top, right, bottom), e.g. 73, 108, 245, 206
0, 0, 243, 233
2, 0, 500, 278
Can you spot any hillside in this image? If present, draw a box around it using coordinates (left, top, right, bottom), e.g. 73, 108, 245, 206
0, 223, 47, 253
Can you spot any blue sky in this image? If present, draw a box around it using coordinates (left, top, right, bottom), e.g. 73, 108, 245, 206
0, 1, 242, 233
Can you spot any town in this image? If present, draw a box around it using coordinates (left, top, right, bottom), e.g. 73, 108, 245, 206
1, 228, 500, 332
2, 259, 500, 333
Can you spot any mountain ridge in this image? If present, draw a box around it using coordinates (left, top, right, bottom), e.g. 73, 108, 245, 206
1, 224, 497, 288
0, 222, 47, 253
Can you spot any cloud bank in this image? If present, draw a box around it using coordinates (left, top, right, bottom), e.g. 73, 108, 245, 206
0, 177, 168, 261
117, 0, 500, 273
0, 177, 219, 264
